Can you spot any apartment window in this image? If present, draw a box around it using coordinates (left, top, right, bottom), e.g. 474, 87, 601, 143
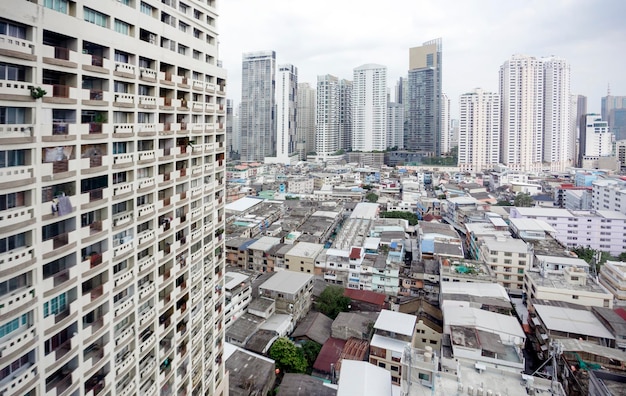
43, 292, 67, 317
161, 12, 175, 27
179, 21, 189, 32
84, 8, 108, 27
114, 19, 131, 35
178, 44, 187, 55
0, 62, 26, 81
117, 0, 131, 5
193, 50, 201, 60
193, 28, 201, 39
44, 0, 68, 13
0, 314, 27, 338
0, 20, 27, 39
140, 1, 153, 15
0, 192, 24, 210
0, 107, 26, 124
0, 274, 28, 296
113, 171, 127, 184
0, 150, 26, 168
0, 351, 33, 380
114, 50, 130, 63
179, 1, 189, 13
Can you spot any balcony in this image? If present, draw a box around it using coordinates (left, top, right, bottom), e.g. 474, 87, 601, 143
0, 33, 35, 57
113, 182, 133, 197
140, 67, 157, 80
0, 326, 36, 360
0, 165, 34, 188
0, 123, 33, 140
114, 320, 134, 345
139, 331, 156, 355
138, 150, 156, 162
0, 80, 32, 97
115, 350, 136, 376
113, 124, 134, 136
114, 62, 136, 76
114, 93, 135, 106
0, 364, 37, 396
45, 370, 74, 395
137, 123, 157, 135
139, 306, 156, 328
139, 357, 156, 380
139, 282, 156, 301
112, 153, 134, 166
138, 95, 157, 107
0, 207, 33, 230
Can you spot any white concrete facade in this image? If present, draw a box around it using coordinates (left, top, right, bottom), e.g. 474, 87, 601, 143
458, 88, 501, 173
352, 64, 387, 152
542, 57, 572, 172
316, 74, 340, 159
275, 64, 297, 164
0, 1, 228, 395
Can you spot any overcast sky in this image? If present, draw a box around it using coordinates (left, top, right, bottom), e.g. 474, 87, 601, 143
218, 0, 626, 117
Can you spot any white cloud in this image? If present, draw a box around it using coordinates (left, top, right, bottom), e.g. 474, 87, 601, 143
218, 0, 626, 115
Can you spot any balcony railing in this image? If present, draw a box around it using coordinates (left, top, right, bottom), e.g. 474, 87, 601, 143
52, 232, 69, 249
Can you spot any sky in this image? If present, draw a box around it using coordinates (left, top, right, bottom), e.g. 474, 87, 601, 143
218, 0, 626, 117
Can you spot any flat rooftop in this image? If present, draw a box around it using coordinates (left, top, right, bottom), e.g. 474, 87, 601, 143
259, 270, 313, 295
526, 270, 610, 295
534, 304, 615, 339
374, 309, 416, 336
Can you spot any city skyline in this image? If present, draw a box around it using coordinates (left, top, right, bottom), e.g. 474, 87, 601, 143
220, 0, 626, 116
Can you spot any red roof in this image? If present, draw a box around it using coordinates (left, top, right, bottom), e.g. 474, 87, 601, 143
344, 288, 386, 307
313, 337, 346, 373
615, 307, 626, 321
349, 247, 361, 260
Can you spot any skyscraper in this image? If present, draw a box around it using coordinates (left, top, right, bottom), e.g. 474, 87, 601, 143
576, 95, 588, 167
499, 55, 544, 172
581, 114, 612, 168
275, 64, 298, 164
405, 38, 442, 156
316, 74, 340, 159
0, 1, 227, 395
240, 50, 276, 161
542, 57, 571, 171
458, 89, 501, 172
296, 82, 316, 160
387, 102, 405, 150
338, 79, 353, 152
440, 93, 451, 154
352, 64, 387, 152
602, 93, 626, 141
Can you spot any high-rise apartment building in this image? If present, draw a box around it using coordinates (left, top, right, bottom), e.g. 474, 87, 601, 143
602, 94, 626, 141
352, 64, 387, 152
316, 74, 339, 159
274, 64, 297, 164
0, 1, 227, 396
499, 55, 544, 172
440, 93, 450, 154
601, 93, 626, 123
240, 50, 276, 161
405, 38, 442, 156
500, 55, 573, 172
576, 95, 588, 167
542, 57, 571, 172
338, 79, 353, 152
387, 102, 404, 149
296, 82, 316, 160
458, 89, 501, 172
226, 98, 239, 160
581, 114, 613, 168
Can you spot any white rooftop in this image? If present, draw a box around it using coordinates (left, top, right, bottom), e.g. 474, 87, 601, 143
509, 217, 556, 234
247, 236, 281, 252
374, 309, 417, 336
337, 360, 392, 396
350, 202, 380, 219
533, 304, 615, 339
489, 217, 508, 227
441, 282, 510, 302
364, 237, 381, 250
224, 196, 264, 213
535, 255, 589, 268
285, 242, 324, 258
442, 304, 525, 340
259, 270, 313, 295
481, 237, 529, 254
224, 272, 249, 291
370, 334, 410, 353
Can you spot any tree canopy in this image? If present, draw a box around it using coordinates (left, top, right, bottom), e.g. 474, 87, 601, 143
301, 340, 322, 371
380, 211, 419, 226
268, 337, 308, 374
365, 192, 379, 203
316, 286, 351, 319
513, 192, 533, 207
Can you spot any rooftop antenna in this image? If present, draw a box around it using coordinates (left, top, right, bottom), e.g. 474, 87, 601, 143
608, 83, 611, 96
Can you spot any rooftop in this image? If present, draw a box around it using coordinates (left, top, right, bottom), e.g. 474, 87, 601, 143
440, 282, 510, 302
247, 236, 281, 252
533, 304, 615, 339
373, 309, 416, 336
344, 288, 386, 307
313, 337, 346, 373
277, 374, 337, 396
526, 269, 610, 295
259, 270, 313, 295
337, 360, 391, 396
286, 241, 325, 258
225, 196, 265, 213
224, 272, 250, 291
291, 311, 333, 345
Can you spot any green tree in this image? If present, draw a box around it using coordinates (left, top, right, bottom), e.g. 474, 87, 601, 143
365, 192, 379, 203
301, 341, 322, 371
513, 192, 533, 207
495, 200, 512, 206
618, 252, 626, 262
316, 286, 350, 319
269, 337, 308, 374
572, 246, 613, 272
380, 211, 419, 226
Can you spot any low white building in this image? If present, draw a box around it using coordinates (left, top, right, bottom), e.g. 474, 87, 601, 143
478, 237, 531, 291
599, 260, 626, 305
592, 179, 626, 215
224, 271, 253, 328
524, 267, 613, 309
511, 207, 626, 256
